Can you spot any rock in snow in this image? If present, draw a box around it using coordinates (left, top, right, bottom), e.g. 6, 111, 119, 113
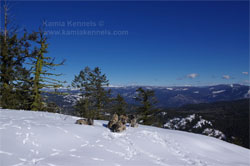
0, 109, 249, 166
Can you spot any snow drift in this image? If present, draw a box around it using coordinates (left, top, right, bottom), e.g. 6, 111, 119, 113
0, 109, 249, 166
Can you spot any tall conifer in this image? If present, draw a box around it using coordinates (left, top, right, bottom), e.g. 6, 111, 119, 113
72, 67, 110, 120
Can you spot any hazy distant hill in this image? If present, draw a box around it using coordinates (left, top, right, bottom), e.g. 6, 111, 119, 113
44, 84, 250, 110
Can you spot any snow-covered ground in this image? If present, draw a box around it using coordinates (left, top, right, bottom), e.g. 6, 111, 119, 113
0, 109, 249, 166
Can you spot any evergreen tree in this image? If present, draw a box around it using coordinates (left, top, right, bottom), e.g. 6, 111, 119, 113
13, 66, 34, 110
112, 94, 127, 116
0, 3, 31, 109
28, 29, 65, 111
45, 102, 61, 113
0, 3, 65, 110
72, 67, 110, 120
135, 87, 158, 124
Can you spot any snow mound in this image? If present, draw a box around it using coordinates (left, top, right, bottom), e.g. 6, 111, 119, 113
0, 109, 249, 166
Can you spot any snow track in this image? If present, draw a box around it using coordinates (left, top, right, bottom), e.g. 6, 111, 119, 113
0, 109, 249, 166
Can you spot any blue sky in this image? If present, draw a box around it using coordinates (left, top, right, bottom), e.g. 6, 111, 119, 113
1, 1, 249, 86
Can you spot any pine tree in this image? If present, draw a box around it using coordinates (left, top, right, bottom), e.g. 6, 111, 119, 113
0, 3, 16, 108
72, 67, 110, 120
112, 94, 127, 116
0, 3, 31, 109
28, 29, 65, 111
0, 3, 65, 110
13, 66, 34, 110
135, 87, 158, 124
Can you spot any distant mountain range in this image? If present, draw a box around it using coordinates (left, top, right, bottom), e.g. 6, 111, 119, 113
44, 84, 250, 109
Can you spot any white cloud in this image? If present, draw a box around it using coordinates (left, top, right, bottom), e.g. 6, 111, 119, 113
222, 75, 230, 79
242, 72, 249, 75
243, 80, 250, 84
187, 73, 198, 79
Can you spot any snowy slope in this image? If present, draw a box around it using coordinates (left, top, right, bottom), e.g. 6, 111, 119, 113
0, 109, 249, 166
